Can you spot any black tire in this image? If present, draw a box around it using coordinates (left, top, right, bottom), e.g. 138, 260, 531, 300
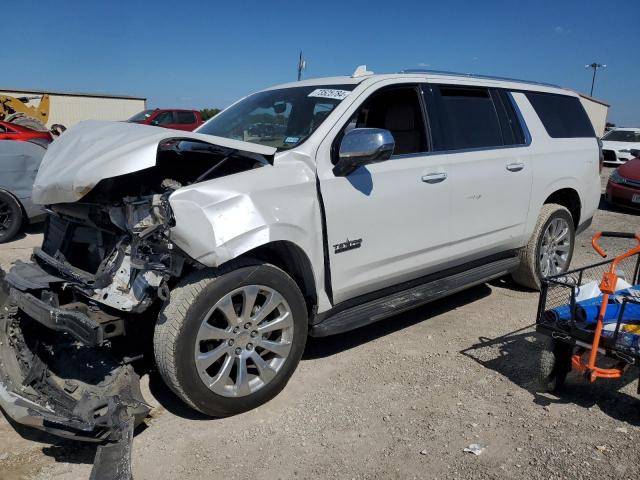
534, 335, 573, 393
512, 203, 575, 290
0, 190, 23, 243
153, 259, 308, 417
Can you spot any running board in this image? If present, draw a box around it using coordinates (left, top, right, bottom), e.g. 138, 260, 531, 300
310, 256, 519, 337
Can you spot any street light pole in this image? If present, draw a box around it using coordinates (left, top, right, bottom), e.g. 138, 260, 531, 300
585, 63, 606, 96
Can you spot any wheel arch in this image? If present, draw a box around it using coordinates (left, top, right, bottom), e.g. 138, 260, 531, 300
543, 188, 581, 229
236, 240, 318, 319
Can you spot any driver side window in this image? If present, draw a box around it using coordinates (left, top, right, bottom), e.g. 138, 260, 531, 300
154, 111, 174, 125
347, 86, 428, 156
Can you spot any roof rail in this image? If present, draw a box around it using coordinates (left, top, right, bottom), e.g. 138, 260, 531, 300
399, 69, 561, 89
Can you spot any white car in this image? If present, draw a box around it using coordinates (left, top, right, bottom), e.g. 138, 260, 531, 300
0, 67, 601, 441
601, 127, 640, 164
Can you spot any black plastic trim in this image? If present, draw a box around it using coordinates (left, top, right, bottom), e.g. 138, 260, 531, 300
10, 288, 105, 346
310, 255, 519, 337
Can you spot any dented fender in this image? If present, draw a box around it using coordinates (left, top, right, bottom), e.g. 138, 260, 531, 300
168, 155, 331, 309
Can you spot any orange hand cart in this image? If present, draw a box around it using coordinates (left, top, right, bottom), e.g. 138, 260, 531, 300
535, 231, 640, 392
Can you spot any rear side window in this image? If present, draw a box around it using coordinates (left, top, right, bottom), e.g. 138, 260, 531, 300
176, 111, 197, 124
431, 87, 503, 150
525, 92, 594, 138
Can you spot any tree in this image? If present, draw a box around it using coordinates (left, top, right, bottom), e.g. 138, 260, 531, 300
200, 108, 221, 121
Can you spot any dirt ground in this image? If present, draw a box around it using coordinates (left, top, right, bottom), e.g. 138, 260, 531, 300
1, 167, 639, 480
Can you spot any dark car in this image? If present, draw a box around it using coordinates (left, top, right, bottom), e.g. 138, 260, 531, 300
0, 121, 53, 142
127, 108, 204, 131
605, 149, 640, 210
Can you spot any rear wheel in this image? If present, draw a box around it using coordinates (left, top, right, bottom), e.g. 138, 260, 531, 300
512, 203, 575, 290
154, 260, 308, 417
0, 191, 23, 243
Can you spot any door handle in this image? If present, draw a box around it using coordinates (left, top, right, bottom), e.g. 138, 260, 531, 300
506, 162, 525, 172
421, 172, 447, 184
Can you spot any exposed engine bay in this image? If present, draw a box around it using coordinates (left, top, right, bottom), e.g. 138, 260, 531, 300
0, 135, 272, 478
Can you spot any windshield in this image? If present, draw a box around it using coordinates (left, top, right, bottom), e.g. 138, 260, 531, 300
198, 85, 356, 149
128, 110, 154, 123
602, 130, 640, 142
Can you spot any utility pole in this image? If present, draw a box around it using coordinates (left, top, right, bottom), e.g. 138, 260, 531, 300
297, 51, 306, 81
585, 63, 606, 96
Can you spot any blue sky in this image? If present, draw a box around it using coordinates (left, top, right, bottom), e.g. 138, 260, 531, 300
5, 0, 639, 125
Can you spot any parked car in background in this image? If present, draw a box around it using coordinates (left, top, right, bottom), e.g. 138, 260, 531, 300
601, 128, 640, 164
0, 121, 53, 143
127, 108, 204, 131
605, 149, 640, 210
0, 140, 47, 242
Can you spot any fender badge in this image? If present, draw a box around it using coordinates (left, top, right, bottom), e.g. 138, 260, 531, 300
333, 238, 362, 254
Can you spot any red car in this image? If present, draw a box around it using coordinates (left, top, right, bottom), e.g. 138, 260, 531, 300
0, 121, 53, 142
127, 109, 204, 131
605, 151, 640, 210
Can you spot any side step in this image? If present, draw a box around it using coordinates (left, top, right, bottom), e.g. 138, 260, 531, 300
310, 256, 519, 337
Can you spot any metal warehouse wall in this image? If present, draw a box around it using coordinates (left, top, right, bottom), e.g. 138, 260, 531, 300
0, 90, 146, 129
579, 95, 609, 137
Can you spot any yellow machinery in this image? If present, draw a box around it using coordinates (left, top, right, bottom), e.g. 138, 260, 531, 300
0, 94, 50, 131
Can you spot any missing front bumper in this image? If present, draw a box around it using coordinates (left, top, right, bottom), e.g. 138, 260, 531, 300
0, 268, 149, 443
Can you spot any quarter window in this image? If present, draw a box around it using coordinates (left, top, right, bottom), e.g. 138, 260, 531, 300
525, 92, 594, 138
431, 87, 504, 151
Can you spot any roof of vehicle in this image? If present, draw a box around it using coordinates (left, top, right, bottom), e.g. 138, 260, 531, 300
608, 127, 640, 132
152, 108, 201, 112
266, 69, 572, 96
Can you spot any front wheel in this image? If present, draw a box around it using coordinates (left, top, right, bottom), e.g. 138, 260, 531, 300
153, 260, 308, 417
0, 191, 23, 244
512, 203, 575, 290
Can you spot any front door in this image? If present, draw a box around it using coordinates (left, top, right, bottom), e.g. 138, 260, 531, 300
317, 84, 452, 304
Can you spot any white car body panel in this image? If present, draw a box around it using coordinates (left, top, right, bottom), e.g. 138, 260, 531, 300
29, 72, 601, 315
601, 140, 640, 164
32, 120, 276, 205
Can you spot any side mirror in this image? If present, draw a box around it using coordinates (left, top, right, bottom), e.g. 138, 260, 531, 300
333, 128, 395, 176
630, 149, 640, 159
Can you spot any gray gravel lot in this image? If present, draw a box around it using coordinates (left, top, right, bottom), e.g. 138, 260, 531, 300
1, 167, 640, 480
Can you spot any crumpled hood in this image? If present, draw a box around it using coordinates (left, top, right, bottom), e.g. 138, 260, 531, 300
32, 120, 276, 205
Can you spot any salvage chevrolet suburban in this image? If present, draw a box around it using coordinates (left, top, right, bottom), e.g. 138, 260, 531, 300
0, 68, 601, 442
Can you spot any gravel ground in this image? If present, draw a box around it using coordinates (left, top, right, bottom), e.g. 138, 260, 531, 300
1, 167, 640, 480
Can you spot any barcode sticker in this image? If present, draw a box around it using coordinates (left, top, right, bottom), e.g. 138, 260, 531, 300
308, 89, 351, 100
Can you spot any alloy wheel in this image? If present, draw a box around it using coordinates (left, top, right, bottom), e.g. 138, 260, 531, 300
0, 199, 12, 235
539, 217, 571, 277
194, 285, 294, 397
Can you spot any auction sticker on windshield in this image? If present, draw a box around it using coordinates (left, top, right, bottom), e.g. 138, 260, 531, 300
308, 89, 351, 100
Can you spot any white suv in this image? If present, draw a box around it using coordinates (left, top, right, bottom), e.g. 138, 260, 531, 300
0, 68, 601, 438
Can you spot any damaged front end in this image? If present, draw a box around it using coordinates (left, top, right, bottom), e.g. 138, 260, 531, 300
0, 123, 275, 469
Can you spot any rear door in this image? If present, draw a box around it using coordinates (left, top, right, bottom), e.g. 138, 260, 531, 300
317, 83, 452, 304
423, 85, 532, 260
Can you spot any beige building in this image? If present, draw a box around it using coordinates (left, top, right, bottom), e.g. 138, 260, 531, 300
578, 93, 609, 137
0, 88, 146, 129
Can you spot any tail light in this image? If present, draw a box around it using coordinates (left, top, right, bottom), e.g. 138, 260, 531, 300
597, 138, 604, 173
